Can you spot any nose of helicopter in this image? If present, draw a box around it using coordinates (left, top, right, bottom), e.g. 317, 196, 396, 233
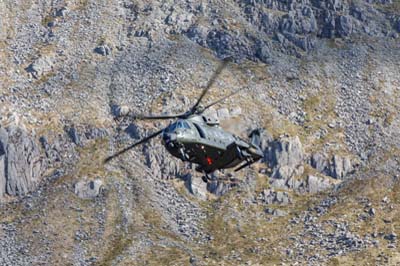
162, 132, 177, 146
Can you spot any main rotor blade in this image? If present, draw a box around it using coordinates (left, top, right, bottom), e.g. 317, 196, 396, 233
202, 87, 245, 112
191, 58, 230, 113
103, 128, 164, 163
131, 113, 186, 120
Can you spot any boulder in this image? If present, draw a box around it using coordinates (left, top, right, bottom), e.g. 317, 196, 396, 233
286, 176, 304, 190
165, 9, 194, 33
206, 179, 232, 196
259, 189, 291, 205
0, 125, 45, 198
307, 175, 332, 193
184, 174, 207, 200
331, 155, 353, 179
265, 208, 287, 217
311, 153, 330, 175
266, 136, 304, 169
67, 126, 81, 146
112, 105, 130, 117
94, 44, 111, 56
271, 164, 304, 180
25, 55, 54, 79
186, 24, 208, 46
320, 10, 336, 38
74, 179, 103, 199
266, 136, 304, 180
336, 15, 353, 37
144, 144, 181, 179
269, 178, 287, 189
310, 153, 354, 179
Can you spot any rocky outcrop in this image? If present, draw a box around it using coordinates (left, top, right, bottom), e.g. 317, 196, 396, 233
144, 144, 182, 179
0, 125, 45, 199
310, 153, 354, 179
184, 174, 208, 200
64, 125, 109, 147
258, 189, 292, 205
206, 179, 235, 196
306, 175, 333, 194
265, 135, 304, 180
74, 179, 104, 199
25, 55, 55, 79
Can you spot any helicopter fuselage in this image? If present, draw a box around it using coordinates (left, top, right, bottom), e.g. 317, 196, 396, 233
104, 58, 264, 176
161, 114, 263, 174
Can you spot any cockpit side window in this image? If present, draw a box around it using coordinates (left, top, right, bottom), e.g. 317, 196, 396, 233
183, 121, 191, 129
166, 123, 176, 132
193, 123, 206, 138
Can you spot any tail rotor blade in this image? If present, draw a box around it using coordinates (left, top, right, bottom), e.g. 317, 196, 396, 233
104, 128, 164, 163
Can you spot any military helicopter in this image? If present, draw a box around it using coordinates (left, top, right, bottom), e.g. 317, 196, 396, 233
104, 59, 263, 182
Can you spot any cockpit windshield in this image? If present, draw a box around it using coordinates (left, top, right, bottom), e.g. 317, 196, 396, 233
165, 121, 190, 132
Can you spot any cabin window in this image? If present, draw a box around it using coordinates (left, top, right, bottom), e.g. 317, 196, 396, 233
193, 123, 206, 138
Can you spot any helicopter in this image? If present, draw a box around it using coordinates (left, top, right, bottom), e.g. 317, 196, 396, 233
104, 59, 264, 182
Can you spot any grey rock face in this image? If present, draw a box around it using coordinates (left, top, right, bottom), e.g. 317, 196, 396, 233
184, 174, 207, 200
259, 189, 291, 205
266, 136, 304, 180
25, 55, 55, 79
332, 154, 353, 179
307, 175, 332, 194
0, 126, 44, 198
336, 15, 353, 37
206, 30, 251, 59
67, 127, 81, 146
144, 144, 182, 179
310, 153, 354, 179
74, 179, 104, 199
0, 155, 5, 199
311, 153, 330, 174
267, 136, 303, 169
206, 179, 234, 196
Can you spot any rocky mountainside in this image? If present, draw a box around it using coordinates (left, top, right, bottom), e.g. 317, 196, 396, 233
0, 0, 400, 265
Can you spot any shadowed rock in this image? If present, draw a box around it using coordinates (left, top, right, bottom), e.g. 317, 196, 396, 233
0, 125, 45, 198
311, 153, 354, 179
266, 135, 304, 180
